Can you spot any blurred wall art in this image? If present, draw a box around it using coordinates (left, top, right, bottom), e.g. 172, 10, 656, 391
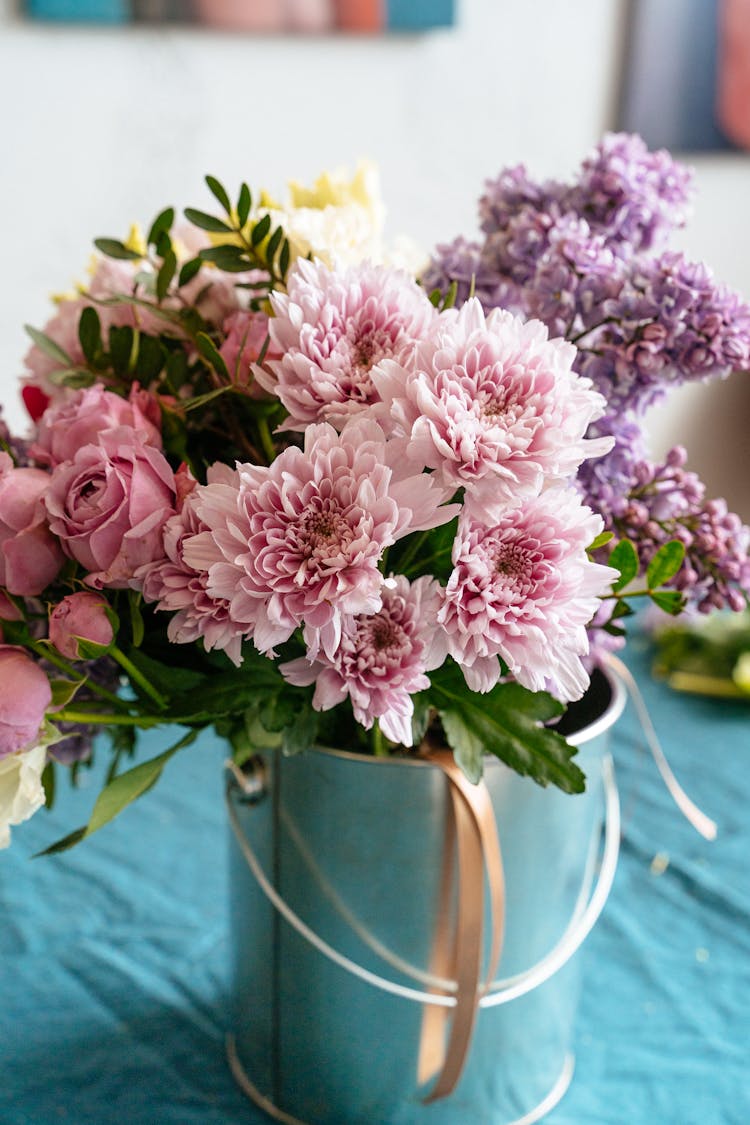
22, 0, 455, 31
619, 0, 750, 151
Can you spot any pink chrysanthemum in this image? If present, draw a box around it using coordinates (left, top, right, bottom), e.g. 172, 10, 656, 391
183, 418, 457, 660
374, 298, 612, 520
280, 575, 446, 747
260, 259, 436, 431
438, 488, 616, 700
139, 467, 247, 667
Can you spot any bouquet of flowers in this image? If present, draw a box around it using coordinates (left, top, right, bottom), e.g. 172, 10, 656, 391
2, 137, 749, 852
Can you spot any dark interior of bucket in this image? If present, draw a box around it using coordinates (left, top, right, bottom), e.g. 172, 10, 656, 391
552, 667, 612, 737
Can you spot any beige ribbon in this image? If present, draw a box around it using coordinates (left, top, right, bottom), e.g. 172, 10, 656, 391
417, 748, 506, 1102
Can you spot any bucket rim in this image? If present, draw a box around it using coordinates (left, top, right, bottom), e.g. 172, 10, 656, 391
307, 664, 626, 769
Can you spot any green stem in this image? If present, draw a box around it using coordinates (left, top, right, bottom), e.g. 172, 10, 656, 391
256, 417, 276, 464
28, 641, 128, 711
110, 645, 168, 711
371, 721, 388, 758
52, 709, 165, 728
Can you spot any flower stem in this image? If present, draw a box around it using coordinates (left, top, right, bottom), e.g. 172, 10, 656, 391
28, 641, 128, 711
256, 417, 276, 464
52, 709, 165, 728
371, 721, 388, 757
109, 645, 169, 710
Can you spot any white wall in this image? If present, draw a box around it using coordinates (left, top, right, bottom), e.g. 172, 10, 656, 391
0, 0, 625, 427
1, 0, 748, 514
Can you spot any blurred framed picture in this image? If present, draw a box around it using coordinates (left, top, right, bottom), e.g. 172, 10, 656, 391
619, 0, 750, 151
23, 0, 455, 31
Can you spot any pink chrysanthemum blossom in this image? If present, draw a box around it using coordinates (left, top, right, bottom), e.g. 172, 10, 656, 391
138, 466, 247, 667
439, 488, 617, 701
183, 418, 457, 660
280, 575, 446, 747
259, 258, 436, 431
373, 298, 613, 520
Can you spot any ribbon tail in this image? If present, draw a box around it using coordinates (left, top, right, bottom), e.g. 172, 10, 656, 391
605, 653, 718, 841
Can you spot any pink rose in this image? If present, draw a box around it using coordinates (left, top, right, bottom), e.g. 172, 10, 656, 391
0, 645, 51, 759
0, 454, 64, 596
49, 592, 115, 660
44, 435, 176, 589
32, 384, 162, 468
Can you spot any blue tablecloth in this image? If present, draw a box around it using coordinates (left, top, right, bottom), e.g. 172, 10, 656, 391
2, 632, 749, 1125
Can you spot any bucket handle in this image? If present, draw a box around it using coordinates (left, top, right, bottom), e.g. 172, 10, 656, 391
225, 752, 620, 1010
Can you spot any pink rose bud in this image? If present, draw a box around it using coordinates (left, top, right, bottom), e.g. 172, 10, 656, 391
0, 454, 64, 596
49, 592, 115, 660
31, 384, 162, 468
0, 645, 52, 759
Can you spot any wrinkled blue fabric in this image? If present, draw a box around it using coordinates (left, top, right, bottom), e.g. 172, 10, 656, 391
2, 630, 748, 1124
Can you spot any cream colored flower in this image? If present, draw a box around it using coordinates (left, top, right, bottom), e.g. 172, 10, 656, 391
0, 744, 47, 849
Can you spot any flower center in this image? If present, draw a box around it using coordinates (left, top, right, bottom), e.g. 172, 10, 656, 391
296, 499, 352, 562
368, 614, 405, 653
494, 539, 534, 586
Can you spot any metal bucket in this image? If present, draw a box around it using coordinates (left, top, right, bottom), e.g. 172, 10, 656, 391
226, 668, 625, 1125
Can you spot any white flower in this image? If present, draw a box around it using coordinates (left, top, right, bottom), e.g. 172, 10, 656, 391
0, 744, 47, 849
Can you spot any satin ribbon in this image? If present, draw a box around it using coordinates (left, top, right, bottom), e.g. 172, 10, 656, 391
417, 747, 506, 1102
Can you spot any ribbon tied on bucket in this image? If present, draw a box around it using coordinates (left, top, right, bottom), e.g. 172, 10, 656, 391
416, 744, 506, 1102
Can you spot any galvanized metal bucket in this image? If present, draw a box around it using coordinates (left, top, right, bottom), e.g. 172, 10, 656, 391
226, 668, 625, 1125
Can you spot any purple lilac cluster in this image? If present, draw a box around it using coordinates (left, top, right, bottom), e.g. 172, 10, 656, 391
423, 133, 750, 614
580, 441, 750, 614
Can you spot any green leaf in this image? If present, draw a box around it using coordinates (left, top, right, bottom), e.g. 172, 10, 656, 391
279, 238, 291, 278
36, 732, 196, 855
41, 761, 55, 811
94, 238, 142, 261
196, 332, 230, 380
183, 208, 233, 234
49, 677, 86, 709
135, 335, 166, 381
281, 705, 319, 756
439, 710, 485, 784
24, 325, 73, 367
237, 182, 252, 228
428, 288, 443, 308
75, 638, 114, 661
425, 662, 582, 793
609, 538, 639, 592
127, 590, 145, 648
178, 257, 202, 288
36, 826, 87, 856
46, 367, 96, 390
205, 175, 232, 215
588, 530, 614, 553
156, 248, 178, 302
650, 589, 686, 615
265, 225, 283, 267
109, 326, 136, 376
646, 540, 686, 590
251, 213, 272, 247
198, 245, 251, 273
89, 733, 195, 835
78, 306, 102, 363
147, 207, 175, 246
